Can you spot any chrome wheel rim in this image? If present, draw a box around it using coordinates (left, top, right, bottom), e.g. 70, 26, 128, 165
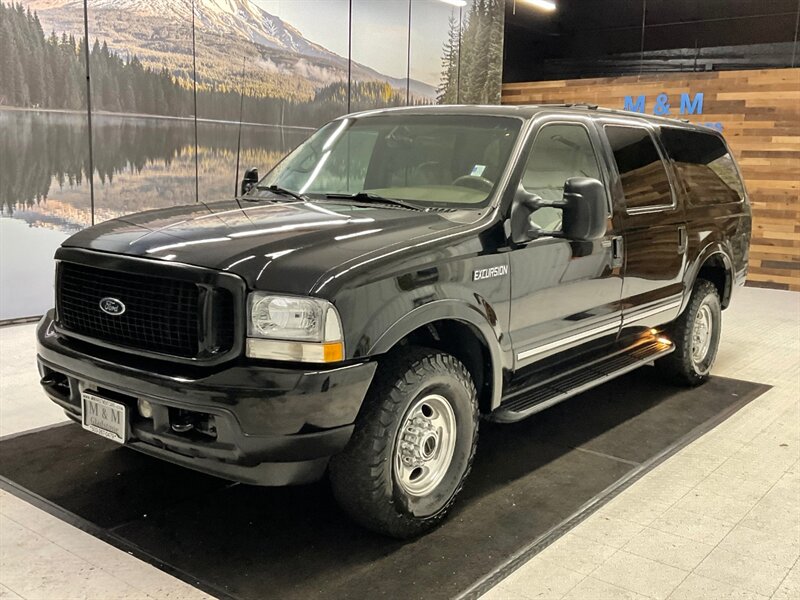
691, 303, 714, 366
394, 393, 457, 498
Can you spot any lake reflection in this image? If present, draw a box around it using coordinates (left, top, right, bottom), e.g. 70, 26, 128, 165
0, 109, 309, 320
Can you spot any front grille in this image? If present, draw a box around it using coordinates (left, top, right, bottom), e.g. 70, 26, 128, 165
58, 262, 204, 357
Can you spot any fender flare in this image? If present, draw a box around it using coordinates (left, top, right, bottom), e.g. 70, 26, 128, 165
368, 299, 506, 411
683, 243, 734, 311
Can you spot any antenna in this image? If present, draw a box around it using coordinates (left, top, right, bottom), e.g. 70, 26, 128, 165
234, 56, 247, 198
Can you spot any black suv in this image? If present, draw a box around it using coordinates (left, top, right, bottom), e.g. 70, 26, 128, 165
37, 105, 751, 538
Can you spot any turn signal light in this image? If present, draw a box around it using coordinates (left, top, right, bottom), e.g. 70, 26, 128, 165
246, 338, 345, 363
323, 341, 345, 362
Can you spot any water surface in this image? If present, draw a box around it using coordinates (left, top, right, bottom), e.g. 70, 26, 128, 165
0, 109, 308, 320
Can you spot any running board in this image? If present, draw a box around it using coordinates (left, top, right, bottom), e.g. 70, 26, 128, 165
491, 339, 674, 423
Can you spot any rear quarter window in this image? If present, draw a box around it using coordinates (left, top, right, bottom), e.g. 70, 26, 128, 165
660, 128, 745, 205
605, 125, 674, 211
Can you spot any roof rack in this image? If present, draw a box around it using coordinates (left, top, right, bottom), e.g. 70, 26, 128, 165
535, 103, 599, 109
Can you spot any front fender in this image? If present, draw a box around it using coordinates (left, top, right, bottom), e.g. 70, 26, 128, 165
368, 299, 508, 411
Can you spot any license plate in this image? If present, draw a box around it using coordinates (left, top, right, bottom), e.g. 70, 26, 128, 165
81, 391, 127, 444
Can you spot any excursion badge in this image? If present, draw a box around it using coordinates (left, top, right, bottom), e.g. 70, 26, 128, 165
473, 265, 509, 281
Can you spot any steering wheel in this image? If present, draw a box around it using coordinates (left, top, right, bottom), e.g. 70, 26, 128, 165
451, 175, 494, 192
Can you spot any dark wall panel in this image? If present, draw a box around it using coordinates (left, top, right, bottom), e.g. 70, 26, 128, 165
504, 0, 800, 83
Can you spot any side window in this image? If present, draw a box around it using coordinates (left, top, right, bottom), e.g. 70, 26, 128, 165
521, 123, 602, 231
660, 128, 744, 205
605, 125, 674, 211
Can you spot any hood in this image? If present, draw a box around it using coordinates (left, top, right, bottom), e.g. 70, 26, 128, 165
62, 199, 465, 294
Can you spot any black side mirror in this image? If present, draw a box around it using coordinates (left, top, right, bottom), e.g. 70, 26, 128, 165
509, 188, 546, 245
562, 177, 607, 241
509, 177, 607, 245
241, 167, 259, 196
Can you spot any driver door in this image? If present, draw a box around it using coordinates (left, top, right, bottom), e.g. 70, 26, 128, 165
508, 116, 624, 369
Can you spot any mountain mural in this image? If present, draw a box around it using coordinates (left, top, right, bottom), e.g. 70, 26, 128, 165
24, 0, 436, 102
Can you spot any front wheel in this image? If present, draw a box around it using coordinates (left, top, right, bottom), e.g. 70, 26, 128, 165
655, 279, 722, 386
329, 347, 479, 539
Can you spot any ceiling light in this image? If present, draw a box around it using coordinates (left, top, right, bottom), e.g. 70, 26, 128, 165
439, 0, 467, 7
522, 0, 557, 11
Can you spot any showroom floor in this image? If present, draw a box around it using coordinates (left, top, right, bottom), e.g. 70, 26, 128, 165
0, 286, 798, 600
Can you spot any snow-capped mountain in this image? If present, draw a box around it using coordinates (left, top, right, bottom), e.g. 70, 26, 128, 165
26, 0, 436, 99
81, 0, 336, 60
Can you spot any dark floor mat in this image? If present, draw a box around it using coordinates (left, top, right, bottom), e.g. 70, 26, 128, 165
0, 371, 769, 600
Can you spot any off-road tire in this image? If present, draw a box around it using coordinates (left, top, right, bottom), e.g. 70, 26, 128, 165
329, 347, 479, 539
656, 279, 722, 386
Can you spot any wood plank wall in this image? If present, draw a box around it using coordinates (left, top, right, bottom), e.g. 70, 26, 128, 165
502, 68, 800, 291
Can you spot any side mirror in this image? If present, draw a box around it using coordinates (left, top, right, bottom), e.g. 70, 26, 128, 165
509, 177, 607, 245
509, 189, 545, 245
240, 167, 259, 196
562, 177, 607, 241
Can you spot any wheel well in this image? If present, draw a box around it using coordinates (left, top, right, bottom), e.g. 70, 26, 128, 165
697, 254, 732, 308
396, 319, 493, 415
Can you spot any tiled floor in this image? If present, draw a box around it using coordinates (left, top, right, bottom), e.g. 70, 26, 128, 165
0, 287, 798, 600
483, 287, 800, 600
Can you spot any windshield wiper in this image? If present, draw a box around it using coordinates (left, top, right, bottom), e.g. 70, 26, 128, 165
325, 192, 424, 211
250, 184, 309, 202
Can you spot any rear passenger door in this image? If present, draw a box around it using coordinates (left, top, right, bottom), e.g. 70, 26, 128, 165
600, 121, 687, 336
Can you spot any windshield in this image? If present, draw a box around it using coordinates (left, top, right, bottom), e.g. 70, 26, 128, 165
258, 114, 522, 209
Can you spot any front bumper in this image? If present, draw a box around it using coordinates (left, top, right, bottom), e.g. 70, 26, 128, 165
36, 311, 377, 486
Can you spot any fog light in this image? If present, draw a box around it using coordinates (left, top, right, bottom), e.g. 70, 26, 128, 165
138, 399, 154, 419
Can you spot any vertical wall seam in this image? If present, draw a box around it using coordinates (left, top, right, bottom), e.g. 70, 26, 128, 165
406, 0, 412, 106
347, 0, 352, 113
191, 0, 199, 204
82, 0, 95, 225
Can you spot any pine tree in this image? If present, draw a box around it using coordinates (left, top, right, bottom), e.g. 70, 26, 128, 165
483, 0, 504, 104
458, 0, 479, 103
437, 12, 460, 104
0, 16, 15, 105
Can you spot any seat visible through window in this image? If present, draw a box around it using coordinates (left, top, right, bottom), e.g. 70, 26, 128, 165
521, 123, 603, 231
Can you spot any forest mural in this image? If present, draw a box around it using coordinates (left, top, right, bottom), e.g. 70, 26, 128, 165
0, 0, 506, 320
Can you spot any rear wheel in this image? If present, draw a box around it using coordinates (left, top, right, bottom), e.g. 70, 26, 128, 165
656, 279, 721, 386
329, 347, 479, 539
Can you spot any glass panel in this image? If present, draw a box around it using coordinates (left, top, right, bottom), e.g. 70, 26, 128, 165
0, 2, 91, 319
660, 128, 745, 205
521, 124, 602, 231
458, 0, 505, 103
409, 0, 459, 105
350, 0, 409, 111
261, 114, 521, 207
194, 1, 343, 202
606, 125, 673, 210
85, 0, 197, 219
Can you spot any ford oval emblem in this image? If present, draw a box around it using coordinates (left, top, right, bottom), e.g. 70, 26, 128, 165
99, 297, 126, 316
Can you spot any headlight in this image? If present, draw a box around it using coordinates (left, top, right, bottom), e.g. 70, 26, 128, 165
246, 293, 344, 363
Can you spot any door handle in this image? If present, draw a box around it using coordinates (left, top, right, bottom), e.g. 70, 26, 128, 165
678, 226, 688, 254
611, 236, 623, 268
